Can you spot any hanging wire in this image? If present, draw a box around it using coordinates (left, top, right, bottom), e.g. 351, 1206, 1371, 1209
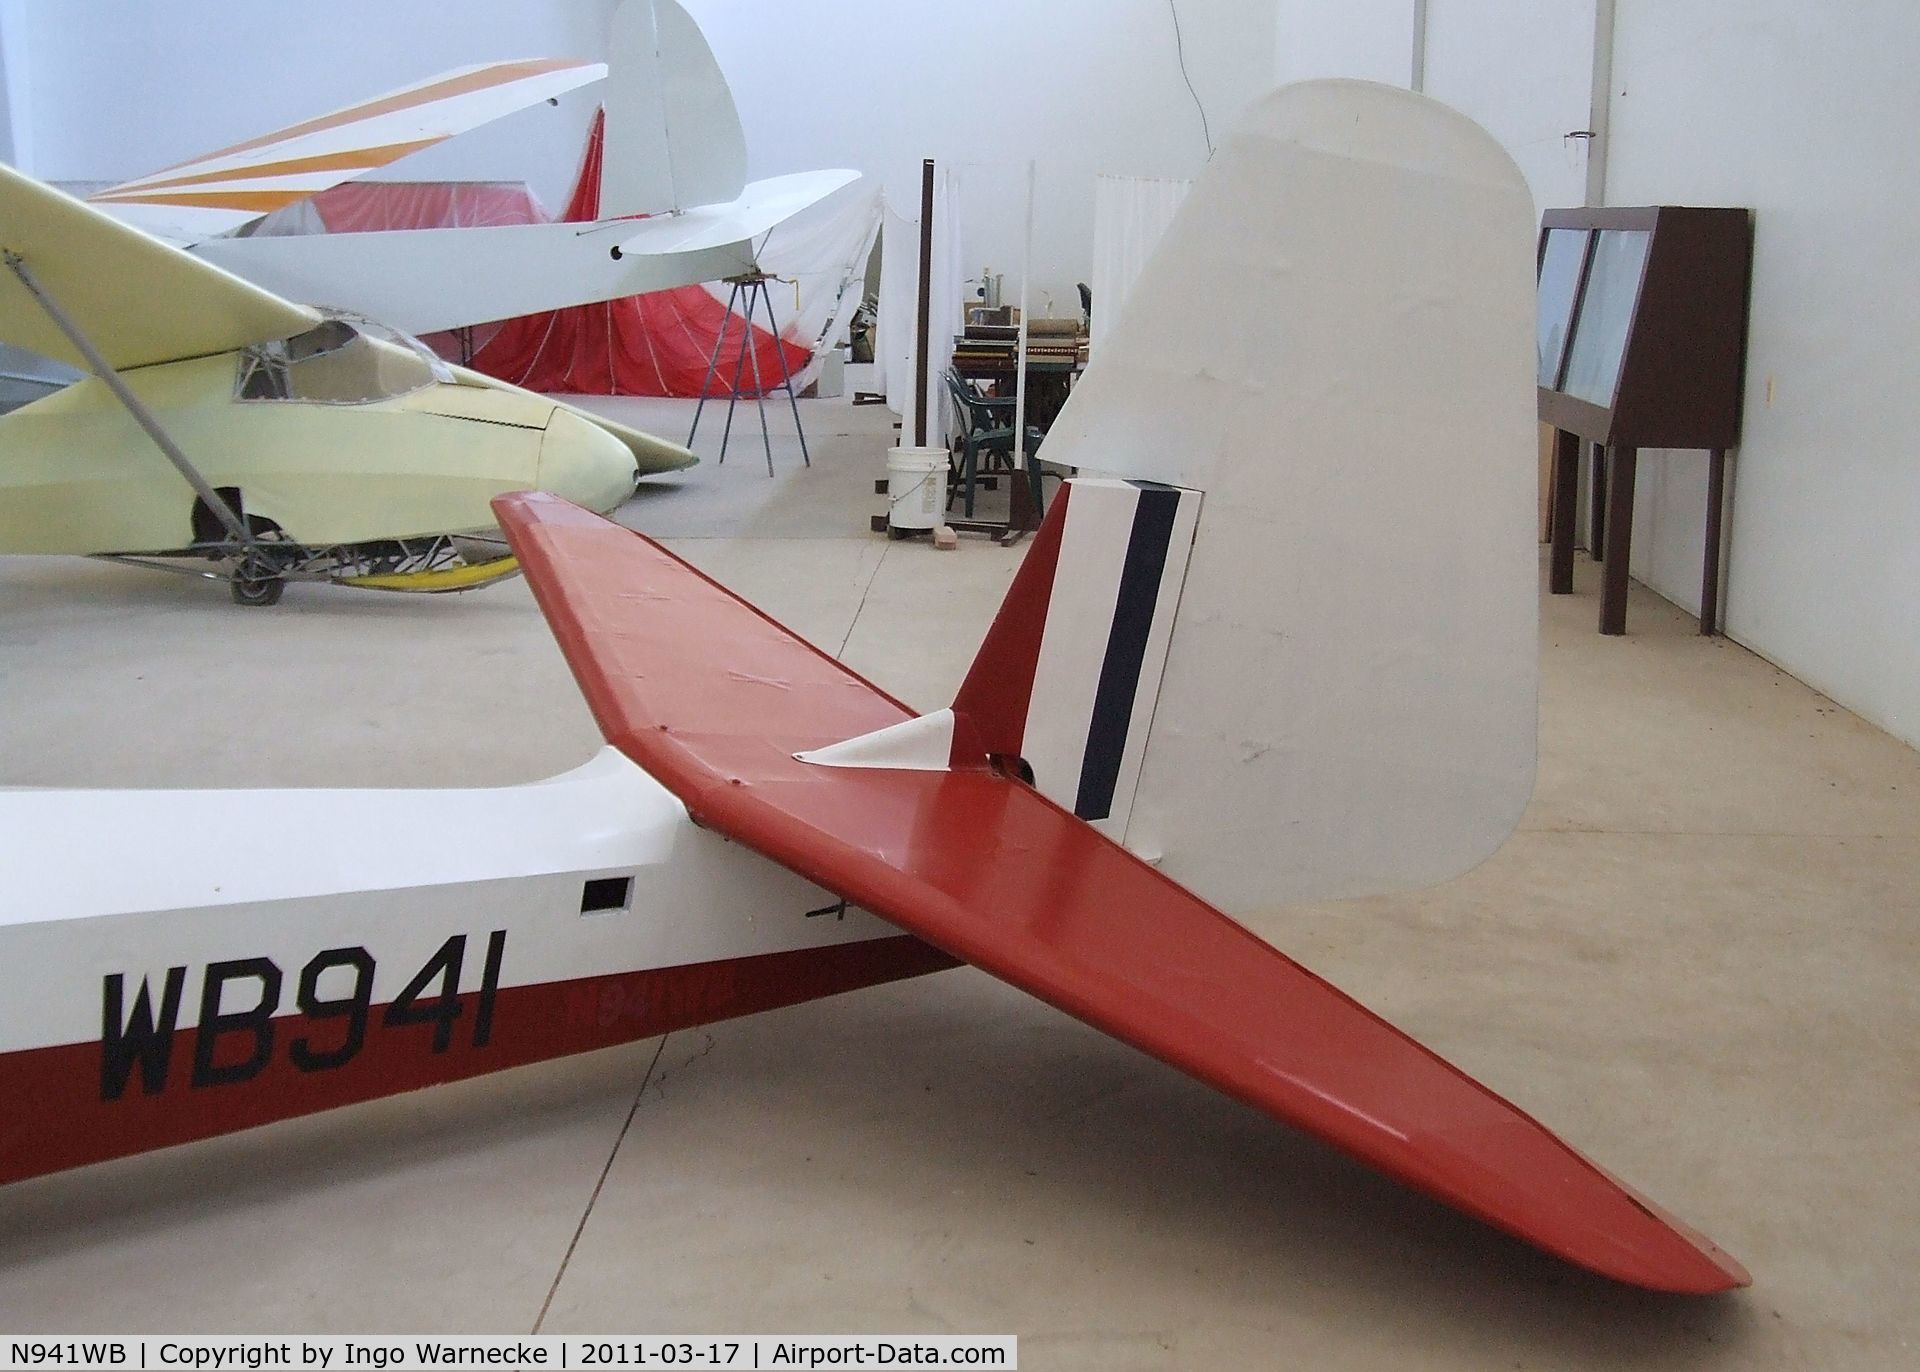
1167, 0, 1215, 157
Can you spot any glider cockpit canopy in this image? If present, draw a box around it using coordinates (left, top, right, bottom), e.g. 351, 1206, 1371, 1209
234, 318, 447, 406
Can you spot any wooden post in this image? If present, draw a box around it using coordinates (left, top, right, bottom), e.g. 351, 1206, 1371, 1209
1598, 445, 1636, 634
1549, 428, 1579, 594
913, 159, 935, 448
1700, 447, 1727, 635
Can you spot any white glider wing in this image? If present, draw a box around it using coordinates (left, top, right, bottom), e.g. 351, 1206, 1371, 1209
85, 59, 606, 245
189, 219, 742, 337
0, 163, 319, 372
192, 170, 863, 335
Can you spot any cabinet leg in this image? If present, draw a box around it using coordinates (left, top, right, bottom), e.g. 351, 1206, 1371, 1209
1599, 446, 1636, 635
1701, 447, 1727, 636
1589, 442, 1608, 559
1549, 429, 1578, 594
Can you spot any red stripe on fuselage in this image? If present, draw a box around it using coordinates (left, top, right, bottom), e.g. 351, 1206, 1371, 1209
0, 936, 955, 1185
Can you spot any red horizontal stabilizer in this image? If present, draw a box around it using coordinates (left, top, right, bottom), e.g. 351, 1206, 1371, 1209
495, 492, 1747, 1294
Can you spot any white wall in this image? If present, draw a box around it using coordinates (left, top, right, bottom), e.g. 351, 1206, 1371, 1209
4, 1, 616, 209
0, 42, 13, 168
1273, 0, 1592, 215
1272, 0, 1414, 88
7, 0, 1269, 322
1276, 0, 1920, 748
1606, 0, 1920, 744
681, 0, 1274, 316
1421, 0, 1592, 215
0, 0, 28, 169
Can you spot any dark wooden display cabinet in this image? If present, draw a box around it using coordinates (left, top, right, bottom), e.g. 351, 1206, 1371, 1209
1537, 206, 1753, 634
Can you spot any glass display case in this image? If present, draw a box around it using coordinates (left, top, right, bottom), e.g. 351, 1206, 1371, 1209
1535, 206, 1753, 635
1534, 227, 1588, 388
1560, 229, 1651, 406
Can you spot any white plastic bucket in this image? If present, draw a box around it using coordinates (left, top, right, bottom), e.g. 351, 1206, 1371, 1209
886, 445, 947, 531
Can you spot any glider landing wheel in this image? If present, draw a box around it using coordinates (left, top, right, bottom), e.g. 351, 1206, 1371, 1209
230, 570, 285, 607
229, 517, 291, 607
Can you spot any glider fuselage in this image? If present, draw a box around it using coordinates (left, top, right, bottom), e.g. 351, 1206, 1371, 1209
0, 346, 641, 557
0, 748, 949, 1185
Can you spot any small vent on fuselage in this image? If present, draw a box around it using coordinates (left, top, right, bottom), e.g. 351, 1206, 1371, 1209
580, 876, 633, 915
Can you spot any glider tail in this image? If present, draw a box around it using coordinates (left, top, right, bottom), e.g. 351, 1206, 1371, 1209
489, 77, 1747, 1294
601, 0, 748, 217
948, 80, 1545, 916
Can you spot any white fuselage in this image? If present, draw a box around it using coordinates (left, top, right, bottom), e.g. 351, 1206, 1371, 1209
0, 750, 932, 1183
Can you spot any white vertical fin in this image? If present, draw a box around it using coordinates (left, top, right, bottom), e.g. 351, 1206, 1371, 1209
1020, 479, 1201, 839
602, 0, 748, 218
1042, 81, 1540, 911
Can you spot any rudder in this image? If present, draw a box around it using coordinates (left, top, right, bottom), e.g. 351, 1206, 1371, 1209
953, 478, 1201, 841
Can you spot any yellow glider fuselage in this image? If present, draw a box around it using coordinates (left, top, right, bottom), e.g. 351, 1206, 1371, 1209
0, 348, 641, 556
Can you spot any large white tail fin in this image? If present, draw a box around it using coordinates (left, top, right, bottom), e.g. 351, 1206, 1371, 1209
601, 0, 749, 218
955, 81, 1539, 914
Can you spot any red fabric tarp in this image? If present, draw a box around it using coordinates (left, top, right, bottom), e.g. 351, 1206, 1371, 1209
309, 181, 547, 234
257, 181, 550, 358
471, 109, 807, 397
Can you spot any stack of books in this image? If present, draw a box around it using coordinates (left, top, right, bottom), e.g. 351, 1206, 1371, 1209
952, 324, 1019, 369
953, 320, 1090, 371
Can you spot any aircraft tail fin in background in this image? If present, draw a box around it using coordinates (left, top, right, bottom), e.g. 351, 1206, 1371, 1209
601, 0, 749, 218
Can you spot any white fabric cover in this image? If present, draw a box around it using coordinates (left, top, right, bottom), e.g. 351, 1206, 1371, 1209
1088, 174, 1191, 358
876, 168, 963, 446
728, 177, 881, 394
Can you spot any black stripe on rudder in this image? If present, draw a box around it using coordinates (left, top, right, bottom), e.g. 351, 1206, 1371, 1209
1075, 485, 1181, 820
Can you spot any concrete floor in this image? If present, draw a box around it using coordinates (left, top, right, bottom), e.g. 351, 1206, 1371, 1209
1, 393, 1916, 1368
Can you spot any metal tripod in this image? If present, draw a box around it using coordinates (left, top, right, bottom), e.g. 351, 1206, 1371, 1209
686, 271, 811, 476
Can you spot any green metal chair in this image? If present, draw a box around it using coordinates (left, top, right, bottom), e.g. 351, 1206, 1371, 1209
945, 369, 1045, 519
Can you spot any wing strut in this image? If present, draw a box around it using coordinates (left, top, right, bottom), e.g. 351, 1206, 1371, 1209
3, 249, 255, 553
